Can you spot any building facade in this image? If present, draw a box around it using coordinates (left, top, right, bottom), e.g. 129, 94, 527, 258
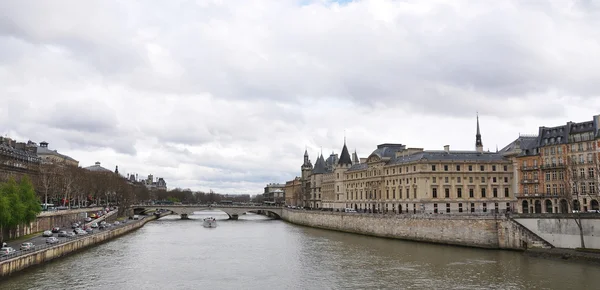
263, 183, 285, 204
507, 115, 600, 213
283, 177, 302, 206
0, 137, 41, 182
303, 116, 517, 214
34, 141, 79, 166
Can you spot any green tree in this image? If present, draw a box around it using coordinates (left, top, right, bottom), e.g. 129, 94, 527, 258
18, 176, 42, 223
0, 176, 41, 232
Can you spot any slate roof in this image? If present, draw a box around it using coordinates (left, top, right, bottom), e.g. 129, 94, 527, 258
312, 155, 327, 174
499, 136, 539, 156
369, 143, 406, 159
36, 145, 78, 162
338, 143, 352, 165
84, 162, 112, 172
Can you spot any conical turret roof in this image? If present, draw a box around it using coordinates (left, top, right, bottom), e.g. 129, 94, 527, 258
313, 154, 327, 174
338, 142, 352, 166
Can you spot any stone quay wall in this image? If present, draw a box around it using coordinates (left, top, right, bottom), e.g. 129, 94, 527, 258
281, 209, 550, 250
0, 215, 157, 278
1, 207, 104, 242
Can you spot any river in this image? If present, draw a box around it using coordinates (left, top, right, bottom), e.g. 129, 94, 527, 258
0, 211, 598, 290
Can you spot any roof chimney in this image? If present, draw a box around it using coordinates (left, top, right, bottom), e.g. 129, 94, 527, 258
444, 145, 450, 153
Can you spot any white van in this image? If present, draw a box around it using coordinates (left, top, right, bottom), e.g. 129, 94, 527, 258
344, 208, 357, 213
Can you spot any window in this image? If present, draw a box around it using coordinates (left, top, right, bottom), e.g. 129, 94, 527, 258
433, 177, 437, 183
471, 203, 475, 213
504, 177, 508, 183
481, 177, 485, 183
492, 177, 497, 183
469, 165, 473, 171
456, 165, 461, 171
445, 188, 450, 198
580, 168, 585, 178
399, 188, 402, 199
432, 165, 436, 171
445, 177, 449, 183
457, 188, 462, 198
492, 165, 497, 171
446, 203, 451, 213
589, 167, 595, 178
432, 188, 437, 198
469, 177, 473, 183
434, 203, 438, 213
546, 184, 551, 194
386, 190, 389, 199
591, 183, 596, 194
480, 165, 485, 171
469, 188, 474, 198
545, 172, 550, 181
504, 188, 509, 197
458, 203, 463, 213
552, 184, 557, 194
552, 171, 557, 180
444, 165, 448, 171
493, 188, 498, 198
457, 177, 461, 183
393, 189, 396, 199
504, 165, 508, 171
481, 188, 486, 198
483, 203, 487, 212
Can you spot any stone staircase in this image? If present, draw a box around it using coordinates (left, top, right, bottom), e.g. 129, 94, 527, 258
510, 218, 554, 249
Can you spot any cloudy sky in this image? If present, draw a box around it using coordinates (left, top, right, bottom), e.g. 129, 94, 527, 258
1, 0, 599, 194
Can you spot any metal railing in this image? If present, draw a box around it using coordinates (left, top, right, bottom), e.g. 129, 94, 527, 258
0, 216, 146, 263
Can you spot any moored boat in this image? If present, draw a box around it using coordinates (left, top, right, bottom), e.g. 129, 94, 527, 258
203, 217, 217, 228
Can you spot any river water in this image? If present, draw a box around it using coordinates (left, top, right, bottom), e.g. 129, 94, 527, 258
1, 211, 598, 290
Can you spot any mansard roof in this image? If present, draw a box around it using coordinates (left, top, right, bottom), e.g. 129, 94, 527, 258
499, 135, 539, 156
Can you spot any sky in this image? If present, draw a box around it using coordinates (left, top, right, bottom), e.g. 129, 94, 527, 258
1, 0, 600, 194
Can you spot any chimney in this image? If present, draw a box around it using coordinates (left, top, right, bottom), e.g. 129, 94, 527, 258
444, 145, 450, 153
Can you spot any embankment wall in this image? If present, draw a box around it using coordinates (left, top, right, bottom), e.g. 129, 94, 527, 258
0, 215, 155, 278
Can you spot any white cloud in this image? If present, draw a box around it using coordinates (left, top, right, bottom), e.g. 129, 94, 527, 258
1, 0, 599, 194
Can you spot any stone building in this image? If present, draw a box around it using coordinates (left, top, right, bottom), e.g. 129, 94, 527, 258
0, 136, 41, 181
34, 141, 79, 166
283, 177, 302, 206
505, 115, 600, 214
263, 183, 285, 204
305, 116, 517, 214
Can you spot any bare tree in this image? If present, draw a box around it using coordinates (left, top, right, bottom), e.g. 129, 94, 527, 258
36, 163, 60, 206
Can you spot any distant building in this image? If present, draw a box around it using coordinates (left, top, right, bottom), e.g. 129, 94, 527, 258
263, 183, 285, 204
34, 141, 79, 166
143, 174, 167, 191
84, 161, 112, 173
0, 136, 41, 181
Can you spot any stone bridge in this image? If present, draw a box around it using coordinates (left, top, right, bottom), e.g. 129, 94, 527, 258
131, 205, 283, 220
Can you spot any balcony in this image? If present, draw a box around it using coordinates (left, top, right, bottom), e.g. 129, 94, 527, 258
521, 166, 539, 171
540, 163, 566, 170
521, 179, 539, 184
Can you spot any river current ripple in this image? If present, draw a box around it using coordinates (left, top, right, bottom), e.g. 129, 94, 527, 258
1, 211, 598, 290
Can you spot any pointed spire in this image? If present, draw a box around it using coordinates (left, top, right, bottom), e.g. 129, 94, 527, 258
338, 139, 352, 166
475, 112, 483, 153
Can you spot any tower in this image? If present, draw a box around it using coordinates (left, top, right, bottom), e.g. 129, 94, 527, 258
334, 139, 353, 210
476, 113, 483, 153
300, 149, 313, 207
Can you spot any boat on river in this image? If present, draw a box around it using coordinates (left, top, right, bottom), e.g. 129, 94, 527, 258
203, 217, 217, 228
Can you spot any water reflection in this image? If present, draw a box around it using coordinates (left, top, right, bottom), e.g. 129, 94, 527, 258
0, 212, 597, 290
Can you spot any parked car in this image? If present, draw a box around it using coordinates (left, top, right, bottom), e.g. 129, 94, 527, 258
20, 242, 34, 251
84, 217, 92, 222
0, 247, 16, 256
42, 230, 53, 237
90, 222, 98, 228
58, 231, 68, 237
85, 228, 93, 233
51, 227, 60, 233
114, 221, 120, 225
46, 237, 59, 244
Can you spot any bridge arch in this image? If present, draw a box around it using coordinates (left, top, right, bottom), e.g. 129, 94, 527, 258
130, 205, 282, 220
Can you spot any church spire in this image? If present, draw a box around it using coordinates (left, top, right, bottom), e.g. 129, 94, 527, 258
476, 112, 483, 153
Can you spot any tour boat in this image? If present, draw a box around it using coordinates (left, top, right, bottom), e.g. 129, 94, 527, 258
203, 217, 217, 228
